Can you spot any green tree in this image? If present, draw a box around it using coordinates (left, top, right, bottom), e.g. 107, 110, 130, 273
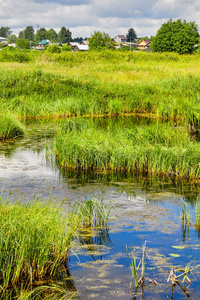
16, 39, 30, 49
25, 26, 34, 41
18, 26, 34, 41
47, 28, 58, 43
152, 19, 199, 54
126, 28, 137, 42
58, 27, 72, 43
73, 37, 83, 43
7, 34, 17, 44
88, 31, 113, 50
35, 27, 47, 42
0, 26, 12, 37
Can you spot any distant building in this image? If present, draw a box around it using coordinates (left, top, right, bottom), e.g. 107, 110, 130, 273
72, 44, 89, 52
81, 39, 89, 45
137, 40, 151, 50
0, 37, 7, 43
36, 39, 51, 49
114, 35, 127, 43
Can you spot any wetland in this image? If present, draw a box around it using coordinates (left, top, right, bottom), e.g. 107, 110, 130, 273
1, 117, 200, 299
1, 50, 200, 299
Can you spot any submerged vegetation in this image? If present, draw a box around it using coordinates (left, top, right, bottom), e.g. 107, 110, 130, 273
0, 195, 110, 299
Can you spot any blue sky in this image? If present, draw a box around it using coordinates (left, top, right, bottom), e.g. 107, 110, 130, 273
0, 0, 199, 38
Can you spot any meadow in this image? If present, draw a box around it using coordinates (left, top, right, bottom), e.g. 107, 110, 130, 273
1, 49, 200, 123
1, 48, 200, 176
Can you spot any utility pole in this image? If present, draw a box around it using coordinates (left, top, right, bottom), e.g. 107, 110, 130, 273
36, 24, 40, 33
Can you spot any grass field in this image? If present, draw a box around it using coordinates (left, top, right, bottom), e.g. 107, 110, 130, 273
1, 49, 200, 177
1, 50, 200, 123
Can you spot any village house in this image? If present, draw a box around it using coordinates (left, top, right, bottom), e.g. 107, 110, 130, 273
36, 39, 51, 50
72, 44, 89, 52
81, 39, 89, 45
0, 37, 7, 44
137, 40, 151, 50
114, 35, 127, 43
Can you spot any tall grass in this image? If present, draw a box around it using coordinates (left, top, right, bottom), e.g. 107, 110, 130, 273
0, 112, 24, 139
54, 119, 200, 178
0, 195, 110, 299
1, 51, 200, 124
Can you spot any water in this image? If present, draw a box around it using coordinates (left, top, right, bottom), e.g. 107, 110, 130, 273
0, 117, 200, 299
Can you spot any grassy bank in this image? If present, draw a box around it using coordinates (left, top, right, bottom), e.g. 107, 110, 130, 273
54, 119, 200, 179
0, 196, 110, 299
1, 50, 200, 124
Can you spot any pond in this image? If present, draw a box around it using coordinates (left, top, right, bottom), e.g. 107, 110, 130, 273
0, 116, 200, 299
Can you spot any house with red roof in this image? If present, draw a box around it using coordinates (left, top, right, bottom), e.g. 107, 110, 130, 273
137, 40, 151, 50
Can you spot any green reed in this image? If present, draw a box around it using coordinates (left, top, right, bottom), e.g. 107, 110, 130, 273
0, 195, 110, 299
0, 112, 24, 139
54, 119, 200, 178
126, 246, 141, 288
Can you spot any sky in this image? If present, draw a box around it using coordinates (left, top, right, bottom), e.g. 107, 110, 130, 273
0, 0, 200, 38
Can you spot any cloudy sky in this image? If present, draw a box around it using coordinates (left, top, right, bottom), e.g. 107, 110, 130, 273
0, 0, 200, 38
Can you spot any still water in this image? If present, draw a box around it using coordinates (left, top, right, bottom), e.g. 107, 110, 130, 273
0, 117, 200, 299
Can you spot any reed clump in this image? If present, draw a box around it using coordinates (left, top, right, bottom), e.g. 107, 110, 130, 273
0, 112, 24, 139
54, 119, 200, 179
0, 195, 110, 299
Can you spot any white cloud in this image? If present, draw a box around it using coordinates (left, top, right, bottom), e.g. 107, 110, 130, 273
0, 0, 200, 38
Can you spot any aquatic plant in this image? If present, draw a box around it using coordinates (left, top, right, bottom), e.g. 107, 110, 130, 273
54, 119, 200, 179
70, 197, 111, 229
0, 112, 24, 139
127, 242, 157, 291
126, 246, 140, 288
0, 195, 111, 299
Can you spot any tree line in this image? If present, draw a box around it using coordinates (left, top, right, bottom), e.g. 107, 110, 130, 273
0, 18, 199, 54
0, 26, 79, 44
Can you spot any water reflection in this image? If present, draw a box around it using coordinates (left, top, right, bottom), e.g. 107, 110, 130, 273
78, 228, 112, 261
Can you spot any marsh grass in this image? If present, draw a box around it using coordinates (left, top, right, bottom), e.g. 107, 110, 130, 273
54, 118, 200, 178
126, 246, 140, 288
0, 195, 110, 299
69, 197, 111, 229
0, 112, 24, 139
1, 51, 200, 124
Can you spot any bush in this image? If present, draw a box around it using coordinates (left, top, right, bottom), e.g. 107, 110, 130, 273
46, 44, 62, 53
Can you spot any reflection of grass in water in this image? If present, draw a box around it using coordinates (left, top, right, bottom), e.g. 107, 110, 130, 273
181, 203, 190, 241
78, 228, 112, 261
